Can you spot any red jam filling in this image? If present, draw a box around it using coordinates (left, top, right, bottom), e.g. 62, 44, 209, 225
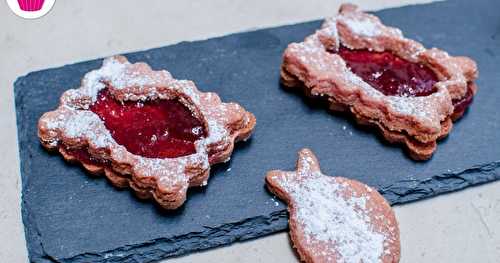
88, 88, 206, 159
452, 85, 474, 114
64, 147, 111, 167
335, 46, 438, 97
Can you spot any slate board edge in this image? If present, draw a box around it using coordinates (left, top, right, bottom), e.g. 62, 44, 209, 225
17, 160, 500, 262
14, 4, 500, 263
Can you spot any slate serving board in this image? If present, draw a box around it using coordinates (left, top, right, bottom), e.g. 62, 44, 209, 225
15, 0, 500, 262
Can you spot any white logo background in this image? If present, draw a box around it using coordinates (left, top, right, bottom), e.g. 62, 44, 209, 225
6, 0, 56, 19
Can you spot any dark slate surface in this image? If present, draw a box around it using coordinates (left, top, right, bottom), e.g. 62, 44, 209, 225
15, 0, 500, 262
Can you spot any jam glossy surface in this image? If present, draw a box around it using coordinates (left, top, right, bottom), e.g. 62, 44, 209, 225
89, 89, 206, 158
336, 46, 438, 97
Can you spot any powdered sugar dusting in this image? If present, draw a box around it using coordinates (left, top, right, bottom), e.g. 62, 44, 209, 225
54, 56, 239, 153
137, 158, 189, 188
288, 40, 337, 74
285, 18, 450, 129
80, 57, 127, 102
323, 18, 338, 39
319, 17, 340, 50
77, 57, 174, 103
38, 55, 255, 209
341, 16, 381, 37
272, 172, 385, 263
205, 119, 228, 146
281, 4, 471, 159
344, 66, 443, 124
171, 80, 201, 104
43, 108, 114, 148
343, 68, 383, 98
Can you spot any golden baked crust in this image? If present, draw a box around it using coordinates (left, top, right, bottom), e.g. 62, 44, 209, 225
266, 149, 400, 263
38, 55, 256, 209
281, 4, 478, 160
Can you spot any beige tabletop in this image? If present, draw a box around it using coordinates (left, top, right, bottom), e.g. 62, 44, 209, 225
1, 1, 499, 262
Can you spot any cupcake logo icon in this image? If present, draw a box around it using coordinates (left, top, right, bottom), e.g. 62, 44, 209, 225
18, 0, 45, 11
6, 0, 55, 19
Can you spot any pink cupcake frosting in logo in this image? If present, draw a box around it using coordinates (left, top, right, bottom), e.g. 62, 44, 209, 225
17, 0, 45, 11
7, 0, 55, 18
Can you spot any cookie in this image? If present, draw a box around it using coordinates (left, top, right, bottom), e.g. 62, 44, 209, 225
266, 149, 400, 263
38, 55, 256, 209
281, 4, 478, 160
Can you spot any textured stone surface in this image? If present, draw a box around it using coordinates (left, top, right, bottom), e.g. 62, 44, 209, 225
15, 0, 500, 262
